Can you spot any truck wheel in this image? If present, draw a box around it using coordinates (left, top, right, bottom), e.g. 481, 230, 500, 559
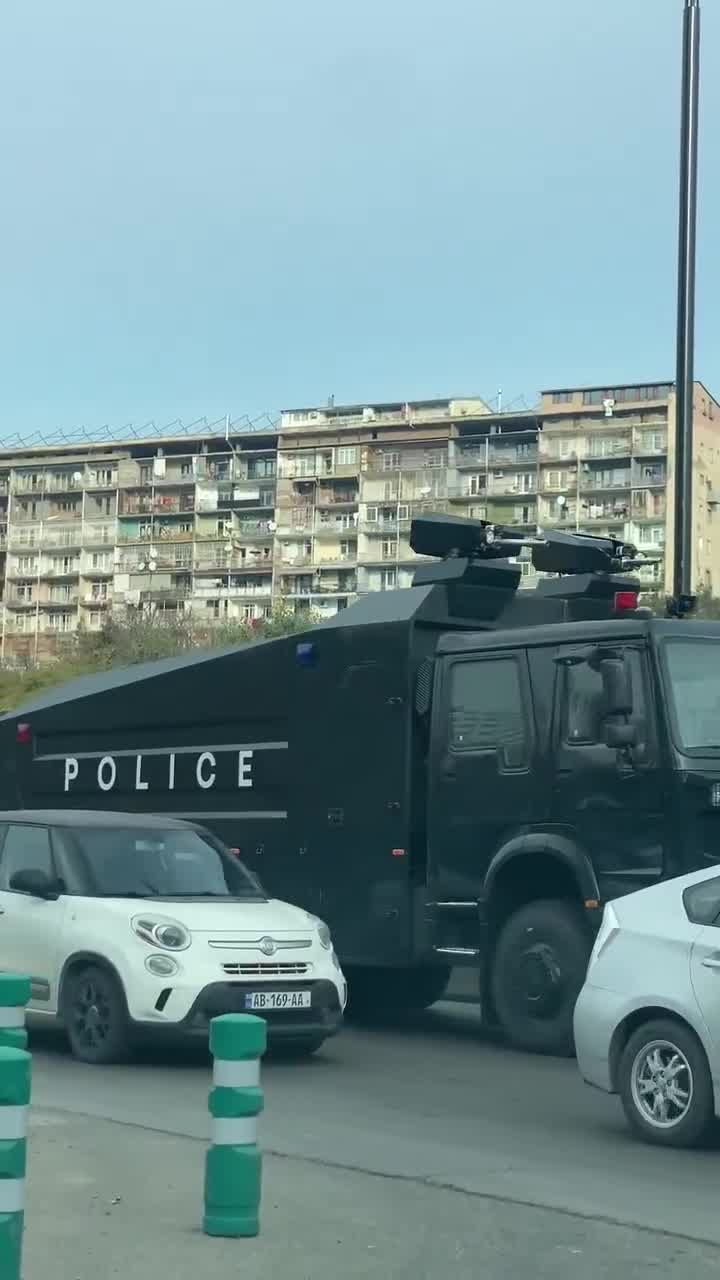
346, 966, 450, 1021
490, 899, 591, 1056
618, 1019, 715, 1148
62, 965, 132, 1065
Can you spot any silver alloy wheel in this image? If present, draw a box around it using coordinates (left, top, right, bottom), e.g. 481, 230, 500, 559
630, 1038, 694, 1129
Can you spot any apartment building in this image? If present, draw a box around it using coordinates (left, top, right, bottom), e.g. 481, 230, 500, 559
0, 380, 718, 660
538, 380, 720, 596
1, 428, 278, 662
276, 381, 720, 609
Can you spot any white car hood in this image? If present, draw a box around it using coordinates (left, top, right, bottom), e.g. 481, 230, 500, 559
79, 895, 315, 936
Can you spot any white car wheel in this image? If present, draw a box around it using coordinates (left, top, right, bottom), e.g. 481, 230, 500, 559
619, 1019, 715, 1148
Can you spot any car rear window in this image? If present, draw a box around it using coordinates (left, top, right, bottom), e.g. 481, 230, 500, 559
683, 877, 720, 926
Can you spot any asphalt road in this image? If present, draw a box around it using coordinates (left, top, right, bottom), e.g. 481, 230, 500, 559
26, 1002, 720, 1249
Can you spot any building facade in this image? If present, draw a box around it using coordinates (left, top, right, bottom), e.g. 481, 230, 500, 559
0, 380, 718, 660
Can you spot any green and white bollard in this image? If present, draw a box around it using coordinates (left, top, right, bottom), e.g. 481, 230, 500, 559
204, 1014, 266, 1238
0, 1047, 31, 1279
0, 978, 30, 1053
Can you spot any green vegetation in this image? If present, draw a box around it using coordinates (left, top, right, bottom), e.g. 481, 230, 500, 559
0, 603, 313, 714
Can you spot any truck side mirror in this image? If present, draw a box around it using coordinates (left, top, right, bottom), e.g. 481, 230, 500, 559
599, 657, 633, 718
604, 721, 639, 750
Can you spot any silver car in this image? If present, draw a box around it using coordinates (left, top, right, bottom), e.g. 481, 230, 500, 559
574, 866, 720, 1147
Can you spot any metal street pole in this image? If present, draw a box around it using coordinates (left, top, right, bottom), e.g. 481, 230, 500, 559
671, 0, 701, 613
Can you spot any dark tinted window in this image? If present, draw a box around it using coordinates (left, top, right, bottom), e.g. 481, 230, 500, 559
663, 639, 720, 752
563, 649, 646, 748
0, 825, 53, 891
449, 658, 529, 769
683, 877, 720, 926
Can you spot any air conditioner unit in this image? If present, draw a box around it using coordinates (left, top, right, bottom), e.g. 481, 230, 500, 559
603, 398, 615, 417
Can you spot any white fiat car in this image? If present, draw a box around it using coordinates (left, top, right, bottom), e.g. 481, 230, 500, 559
0, 809, 346, 1063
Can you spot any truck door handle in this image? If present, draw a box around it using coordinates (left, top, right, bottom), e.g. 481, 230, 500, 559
701, 955, 720, 970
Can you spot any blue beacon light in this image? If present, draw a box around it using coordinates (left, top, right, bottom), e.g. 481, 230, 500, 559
295, 642, 317, 668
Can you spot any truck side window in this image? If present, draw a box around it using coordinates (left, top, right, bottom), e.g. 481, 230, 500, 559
563, 650, 647, 749
449, 658, 529, 770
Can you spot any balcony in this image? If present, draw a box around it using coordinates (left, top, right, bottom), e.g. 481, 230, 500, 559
85, 469, 117, 489
579, 474, 632, 494
448, 485, 487, 501
46, 502, 82, 520
487, 446, 538, 468
281, 578, 357, 597
6, 530, 38, 550
41, 528, 83, 549
361, 519, 411, 534
137, 587, 192, 605
633, 435, 667, 457
120, 495, 195, 516
632, 500, 667, 521
632, 467, 667, 488
83, 522, 117, 546
39, 565, 81, 579
5, 594, 37, 608
236, 521, 276, 540
11, 506, 49, 523
316, 488, 359, 507
580, 504, 629, 523
45, 592, 80, 607
195, 584, 273, 600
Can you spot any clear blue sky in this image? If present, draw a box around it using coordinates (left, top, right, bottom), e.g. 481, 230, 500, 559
0, 0, 717, 435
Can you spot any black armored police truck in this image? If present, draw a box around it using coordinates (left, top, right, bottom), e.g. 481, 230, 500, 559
0, 512, 716, 1055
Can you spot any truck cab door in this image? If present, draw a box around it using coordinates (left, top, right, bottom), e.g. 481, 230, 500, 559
550, 642, 669, 901
426, 650, 538, 969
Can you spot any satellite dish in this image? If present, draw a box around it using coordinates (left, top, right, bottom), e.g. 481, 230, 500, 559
72, 471, 83, 484
137, 561, 147, 571
557, 495, 567, 507
267, 520, 277, 533
149, 560, 157, 572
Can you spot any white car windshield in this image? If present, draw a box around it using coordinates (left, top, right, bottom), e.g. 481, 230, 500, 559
663, 638, 720, 753
68, 827, 264, 899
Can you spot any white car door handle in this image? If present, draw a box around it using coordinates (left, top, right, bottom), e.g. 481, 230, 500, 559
702, 956, 720, 970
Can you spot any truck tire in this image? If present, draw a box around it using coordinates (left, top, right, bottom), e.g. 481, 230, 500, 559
62, 964, 132, 1065
490, 899, 591, 1056
346, 965, 450, 1022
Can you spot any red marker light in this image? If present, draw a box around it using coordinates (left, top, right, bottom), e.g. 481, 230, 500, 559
16, 723, 31, 745
614, 591, 638, 612
391, 848, 406, 858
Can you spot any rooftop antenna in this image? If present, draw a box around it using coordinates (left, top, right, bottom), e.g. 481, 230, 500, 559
497, 388, 503, 413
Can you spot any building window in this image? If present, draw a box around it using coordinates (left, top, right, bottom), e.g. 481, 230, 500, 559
337, 447, 357, 466
467, 474, 485, 496
381, 540, 397, 560
553, 392, 573, 404
382, 452, 401, 471
365, 506, 378, 523
380, 569, 397, 590
397, 504, 409, 521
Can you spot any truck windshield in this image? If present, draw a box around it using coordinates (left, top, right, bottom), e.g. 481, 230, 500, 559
66, 826, 265, 900
663, 638, 720, 754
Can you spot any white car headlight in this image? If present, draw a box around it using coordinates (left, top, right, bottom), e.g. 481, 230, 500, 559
132, 915, 191, 952
307, 913, 332, 950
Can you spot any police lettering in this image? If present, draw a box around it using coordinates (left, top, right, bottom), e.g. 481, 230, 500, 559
62, 748, 255, 794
